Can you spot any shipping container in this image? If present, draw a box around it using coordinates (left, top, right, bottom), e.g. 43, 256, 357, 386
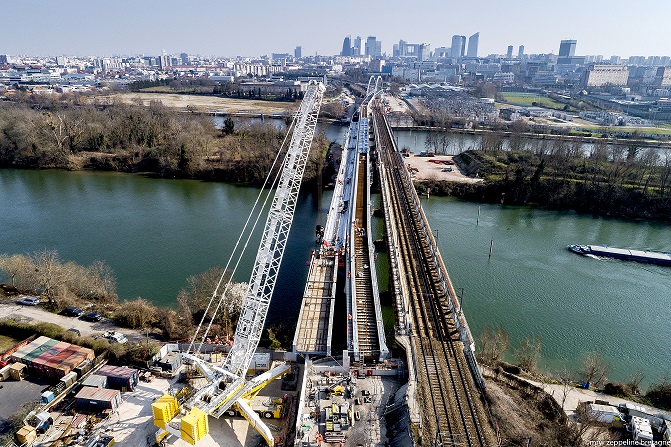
74, 387, 122, 413
10, 336, 50, 364
97, 365, 138, 392
16, 425, 37, 445
0, 364, 11, 381
60, 371, 78, 387
9, 362, 27, 380
41, 391, 55, 404
23, 339, 59, 366
74, 360, 92, 377
82, 374, 108, 389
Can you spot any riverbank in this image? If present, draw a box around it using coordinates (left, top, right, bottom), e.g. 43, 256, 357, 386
414, 149, 671, 223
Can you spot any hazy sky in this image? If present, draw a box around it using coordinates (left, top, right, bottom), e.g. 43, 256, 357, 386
3, 0, 670, 58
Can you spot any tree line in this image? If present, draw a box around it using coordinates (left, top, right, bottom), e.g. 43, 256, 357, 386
0, 250, 244, 343
477, 324, 671, 411
415, 135, 671, 221
0, 93, 329, 185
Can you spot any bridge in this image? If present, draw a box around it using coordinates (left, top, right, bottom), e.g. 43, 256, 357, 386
293, 78, 496, 446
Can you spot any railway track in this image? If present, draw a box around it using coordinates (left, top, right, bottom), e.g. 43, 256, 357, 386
372, 106, 494, 446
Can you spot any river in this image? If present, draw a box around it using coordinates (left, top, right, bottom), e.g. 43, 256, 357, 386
1, 122, 670, 385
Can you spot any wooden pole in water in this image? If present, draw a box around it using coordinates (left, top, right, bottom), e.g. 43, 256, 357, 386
489, 239, 493, 258
477, 206, 481, 226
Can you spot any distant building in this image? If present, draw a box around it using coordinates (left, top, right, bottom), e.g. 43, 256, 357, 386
559, 40, 576, 58
467, 32, 479, 58
582, 64, 629, 87
180, 53, 189, 65
557, 39, 579, 65
655, 67, 671, 87
518, 45, 525, 58
365, 36, 381, 57
353, 36, 362, 56
506, 46, 513, 59
418, 43, 430, 62
294, 46, 302, 59
451, 35, 466, 59
341, 36, 352, 57
609, 55, 621, 65
493, 72, 515, 83
434, 47, 450, 58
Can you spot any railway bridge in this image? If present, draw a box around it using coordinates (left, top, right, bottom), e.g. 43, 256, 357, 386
293, 80, 496, 446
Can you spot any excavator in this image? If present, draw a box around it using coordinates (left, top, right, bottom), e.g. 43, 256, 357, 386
152, 81, 325, 446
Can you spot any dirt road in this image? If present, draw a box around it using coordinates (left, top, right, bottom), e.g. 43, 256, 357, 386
0, 298, 145, 343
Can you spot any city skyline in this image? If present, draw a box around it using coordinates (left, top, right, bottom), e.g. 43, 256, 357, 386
2, 0, 671, 58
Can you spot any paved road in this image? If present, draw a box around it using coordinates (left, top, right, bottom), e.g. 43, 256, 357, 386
0, 297, 146, 342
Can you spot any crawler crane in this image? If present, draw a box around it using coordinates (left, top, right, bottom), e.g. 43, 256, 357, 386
152, 81, 325, 446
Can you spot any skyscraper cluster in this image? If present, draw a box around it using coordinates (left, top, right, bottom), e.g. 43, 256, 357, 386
341, 35, 369, 57
341, 32, 478, 60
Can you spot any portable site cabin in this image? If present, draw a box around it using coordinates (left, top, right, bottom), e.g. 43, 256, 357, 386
587, 403, 625, 423
82, 374, 108, 389
96, 365, 138, 392
74, 387, 122, 413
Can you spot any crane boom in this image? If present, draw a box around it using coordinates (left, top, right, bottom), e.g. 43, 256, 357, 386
183, 80, 325, 420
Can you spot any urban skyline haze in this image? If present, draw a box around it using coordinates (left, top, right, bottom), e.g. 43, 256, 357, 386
3, 0, 671, 58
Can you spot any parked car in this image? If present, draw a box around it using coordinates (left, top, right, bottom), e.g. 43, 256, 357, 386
67, 328, 81, 337
62, 306, 84, 317
80, 312, 102, 322
102, 331, 127, 344
17, 296, 40, 306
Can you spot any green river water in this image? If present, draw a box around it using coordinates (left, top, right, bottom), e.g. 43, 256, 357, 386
1, 166, 670, 386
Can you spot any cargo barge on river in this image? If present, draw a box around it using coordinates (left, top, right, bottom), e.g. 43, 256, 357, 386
568, 244, 671, 266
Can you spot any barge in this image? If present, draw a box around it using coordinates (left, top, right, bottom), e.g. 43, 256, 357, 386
567, 244, 671, 266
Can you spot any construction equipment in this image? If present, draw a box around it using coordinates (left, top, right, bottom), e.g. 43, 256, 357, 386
153, 81, 325, 446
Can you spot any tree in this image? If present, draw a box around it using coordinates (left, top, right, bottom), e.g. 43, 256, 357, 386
222, 116, 235, 136
514, 336, 542, 372
177, 267, 245, 332
31, 249, 69, 304
476, 324, 510, 365
115, 297, 156, 329
578, 351, 610, 388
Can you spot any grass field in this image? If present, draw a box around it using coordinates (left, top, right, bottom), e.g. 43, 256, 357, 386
578, 125, 671, 136
500, 93, 567, 110
0, 334, 19, 353
102, 92, 298, 115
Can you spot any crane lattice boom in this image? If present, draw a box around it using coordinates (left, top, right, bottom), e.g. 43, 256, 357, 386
186, 81, 325, 419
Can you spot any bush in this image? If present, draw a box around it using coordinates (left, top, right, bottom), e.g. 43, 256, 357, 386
604, 382, 629, 397
114, 297, 156, 329
645, 380, 671, 410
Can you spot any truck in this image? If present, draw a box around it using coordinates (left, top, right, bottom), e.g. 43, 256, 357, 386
587, 403, 625, 423
227, 395, 288, 419
629, 416, 654, 445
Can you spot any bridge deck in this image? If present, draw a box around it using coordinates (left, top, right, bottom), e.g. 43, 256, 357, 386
292, 252, 337, 354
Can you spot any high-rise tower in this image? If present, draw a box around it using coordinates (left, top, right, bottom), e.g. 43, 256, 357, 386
341, 36, 352, 57
467, 32, 479, 58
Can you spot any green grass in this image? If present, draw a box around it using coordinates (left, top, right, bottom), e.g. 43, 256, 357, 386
0, 334, 20, 353
577, 125, 671, 136
500, 93, 567, 110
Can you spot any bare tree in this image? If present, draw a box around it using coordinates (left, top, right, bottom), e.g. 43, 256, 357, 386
514, 336, 542, 373
579, 351, 610, 389
476, 324, 510, 365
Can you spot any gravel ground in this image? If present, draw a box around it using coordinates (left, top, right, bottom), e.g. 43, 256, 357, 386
404, 153, 483, 183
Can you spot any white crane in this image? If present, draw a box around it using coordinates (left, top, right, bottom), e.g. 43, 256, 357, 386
154, 81, 325, 446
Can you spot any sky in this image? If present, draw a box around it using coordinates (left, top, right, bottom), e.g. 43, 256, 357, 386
2, 0, 670, 59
